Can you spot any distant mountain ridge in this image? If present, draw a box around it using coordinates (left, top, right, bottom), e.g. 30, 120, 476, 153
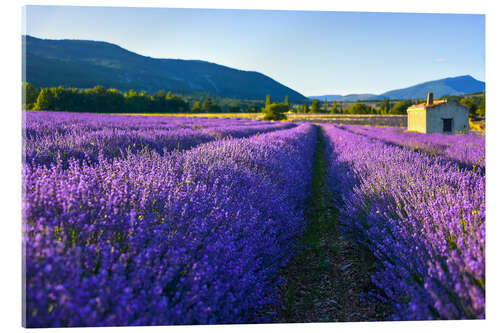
23, 35, 307, 102
309, 93, 378, 102
309, 75, 485, 101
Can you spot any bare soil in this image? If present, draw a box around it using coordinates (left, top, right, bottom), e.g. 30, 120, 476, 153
269, 127, 391, 323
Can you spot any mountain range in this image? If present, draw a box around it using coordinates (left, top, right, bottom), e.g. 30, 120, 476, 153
23, 35, 484, 104
309, 75, 485, 101
23, 35, 306, 102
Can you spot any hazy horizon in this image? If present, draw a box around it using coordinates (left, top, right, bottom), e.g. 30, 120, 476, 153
23, 6, 485, 96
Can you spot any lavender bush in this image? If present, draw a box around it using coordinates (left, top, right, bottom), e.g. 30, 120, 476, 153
322, 124, 485, 320
23, 110, 486, 326
341, 125, 485, 170
23, 118, 316, 327
24, 111, 294, 166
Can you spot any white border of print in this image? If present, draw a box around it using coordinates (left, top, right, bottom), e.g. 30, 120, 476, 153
2, 1, 497, 333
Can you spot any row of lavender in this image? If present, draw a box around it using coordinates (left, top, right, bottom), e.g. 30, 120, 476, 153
341, 125, 485, 169
24, 111, 294, 166
25, 111, 274, 135
322, 124, 485, 320
24, 121, 317, 327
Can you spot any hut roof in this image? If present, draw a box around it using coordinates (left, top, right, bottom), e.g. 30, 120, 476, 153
407, 99, 448, 111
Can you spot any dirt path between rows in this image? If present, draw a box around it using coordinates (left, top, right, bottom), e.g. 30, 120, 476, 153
270, 126, 391, 323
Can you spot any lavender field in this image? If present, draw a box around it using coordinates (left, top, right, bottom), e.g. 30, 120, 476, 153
22, 111, 485, 326
322, 124, 485, 320
340, 125, 485, 170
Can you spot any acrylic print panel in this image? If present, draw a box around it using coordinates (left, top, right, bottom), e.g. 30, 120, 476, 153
22, 4, 485, 327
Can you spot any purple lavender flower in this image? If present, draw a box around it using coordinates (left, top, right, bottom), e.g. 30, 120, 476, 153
23, 112, 316, 327
321, 124, 485, 320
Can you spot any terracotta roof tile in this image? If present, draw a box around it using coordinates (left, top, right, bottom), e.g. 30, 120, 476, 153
407, 99, 448, 110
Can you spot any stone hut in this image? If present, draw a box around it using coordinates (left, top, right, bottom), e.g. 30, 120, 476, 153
407, 92, 469, 134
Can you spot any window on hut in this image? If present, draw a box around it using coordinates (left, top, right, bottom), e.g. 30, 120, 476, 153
442, 118, 453, 132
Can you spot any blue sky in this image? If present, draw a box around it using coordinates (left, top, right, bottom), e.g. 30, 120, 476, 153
24, 6, 485, 96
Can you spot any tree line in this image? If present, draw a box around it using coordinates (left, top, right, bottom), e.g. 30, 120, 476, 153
22, 82, 264, 114
23, 82, 485, 118
296, 94, 485, 118
295, 98, 414, 115
259, 94, 418, 121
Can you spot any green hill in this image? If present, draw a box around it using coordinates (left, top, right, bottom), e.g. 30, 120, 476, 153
23, 35, 306, 102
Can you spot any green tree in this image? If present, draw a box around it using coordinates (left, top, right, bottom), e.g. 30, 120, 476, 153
379, 98, 390, 114
88, 85, 111, 112
22, 82, 39, 109
344, 103, 373, 114
105, 88, 125, 113
228, 104, 241, 113
91, 85, 107, 96
265, 95, 272, 108
262, 103, 288, 120
33, 88, 56, 110
154, 90, 167, 100
389, 100, 413, 115
310, 99, 320, 113
201, 97, 222, 113
51, 86, 76, 112
460, 97, 478, 119
123, 89, 149, 113
247, 104, 258, 113
476, 94, 485, 118
192, 101, 201, 112
330, 100, 339, 114
302, 103, 309, 113
202, 97, 214, 112
284, 95, 290, 106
